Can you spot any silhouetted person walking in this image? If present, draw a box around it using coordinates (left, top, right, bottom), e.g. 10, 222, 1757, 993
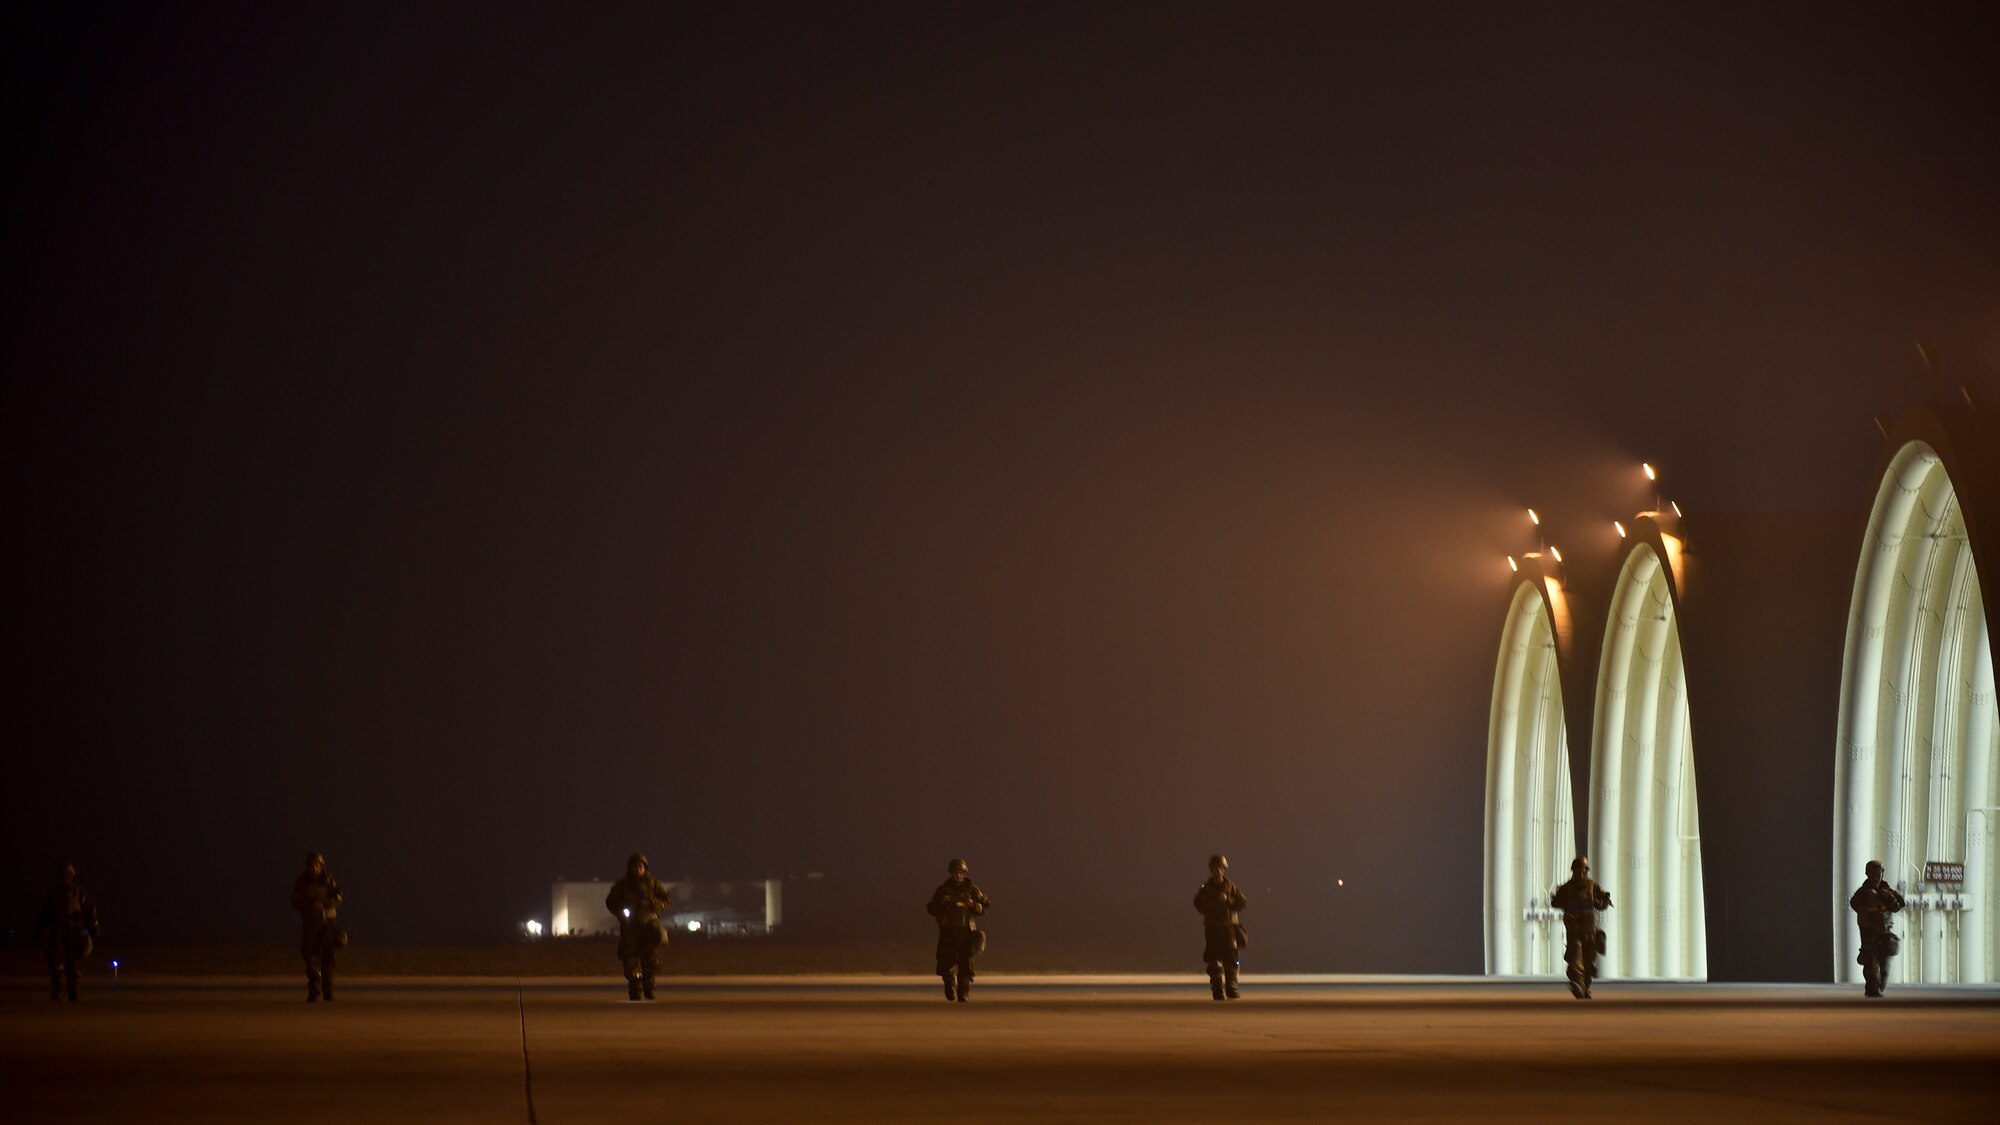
927, 858, 989, 1002
291, 852, 343, 1002
1849, 859, 1906, 998
1193, 854, 1247, 1000
605, 852, 671, 1001
1551, 856, 1611, 999
36, 863, 99, 1002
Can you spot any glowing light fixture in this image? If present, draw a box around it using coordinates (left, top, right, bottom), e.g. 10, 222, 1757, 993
1671, 501, 1682, 517
525, 920, 544, 936
1643, 462, 1657, 481
1549, 545, 1563, 563
1507, 555, 1519, 572
1528, 508, 1540, 526
688, 919, 703, 932
1614, 521, 1627, 538
622, 908, 631, 918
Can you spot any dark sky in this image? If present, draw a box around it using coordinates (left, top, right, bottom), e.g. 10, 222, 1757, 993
6, 2, 1997, 968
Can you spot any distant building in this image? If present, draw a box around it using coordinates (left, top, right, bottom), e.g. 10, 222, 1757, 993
549, 878, 784, 937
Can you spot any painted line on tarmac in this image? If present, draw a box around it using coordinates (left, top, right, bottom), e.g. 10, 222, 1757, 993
516, 980, 538, 1125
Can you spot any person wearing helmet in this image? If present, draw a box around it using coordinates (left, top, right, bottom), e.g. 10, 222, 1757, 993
290, 852, 344, 1002
1550, 856, 1612, 999
1193, 854, 1248, 1000
926, 858, 990, 1002
35, 863, 100, 1002
605, 852, 672, 1001
1849, 860, 1906, 998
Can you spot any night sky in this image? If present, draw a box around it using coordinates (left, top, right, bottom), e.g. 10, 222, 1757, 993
7, 2, 1997, 969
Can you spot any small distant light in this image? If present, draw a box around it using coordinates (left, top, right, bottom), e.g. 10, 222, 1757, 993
622, 908, 631, 918
1614, 521, 1626, 538
687, 920, 702, 932
1549, 545, 1563, 563
1507, 555, 1518, 572
1336, 879, 1344, 887
1670, 501, 1682, 517
1643, 462, 1656, 482
111, 960, 120, 968
525, 920, 543, 936
1527, 508, 1540, 526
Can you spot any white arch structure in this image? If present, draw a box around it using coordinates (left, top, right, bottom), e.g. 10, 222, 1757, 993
1591, 531, 1707, 979
1485, 564, 1577, 974
1834, 437, 1999, 983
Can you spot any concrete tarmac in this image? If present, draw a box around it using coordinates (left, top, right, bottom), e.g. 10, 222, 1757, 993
4, 976, 1998, 1123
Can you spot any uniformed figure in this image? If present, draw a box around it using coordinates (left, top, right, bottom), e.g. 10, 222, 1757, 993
290, 852, 343, 1002
1849, 859, 1906, 998
1193, 854, 1248, 1000
35, 863, 100, 1002
1550, 856, 1612, 999
926, 858, 989, 1002
605, 852, 672, 1001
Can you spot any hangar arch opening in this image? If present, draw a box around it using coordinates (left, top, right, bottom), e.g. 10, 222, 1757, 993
1592, 538, 1707, 979
1835, 439, 1999, 983
1485, 570, 1577, 975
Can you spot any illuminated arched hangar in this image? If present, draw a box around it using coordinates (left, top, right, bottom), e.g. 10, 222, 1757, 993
1598, 509, 1855, 982
1590, 514, 1708, 978
1834, 403, 2000, 984
1484, 552, 1584, 974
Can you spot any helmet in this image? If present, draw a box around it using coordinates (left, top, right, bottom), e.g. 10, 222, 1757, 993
947, 858, 969, 874
1865, 859, 1885, 877
1209, 854, 1228, 871
1572, 856, 1590, 873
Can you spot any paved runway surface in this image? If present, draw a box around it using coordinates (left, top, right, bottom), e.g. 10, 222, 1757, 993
4, 976, 1998, 1122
